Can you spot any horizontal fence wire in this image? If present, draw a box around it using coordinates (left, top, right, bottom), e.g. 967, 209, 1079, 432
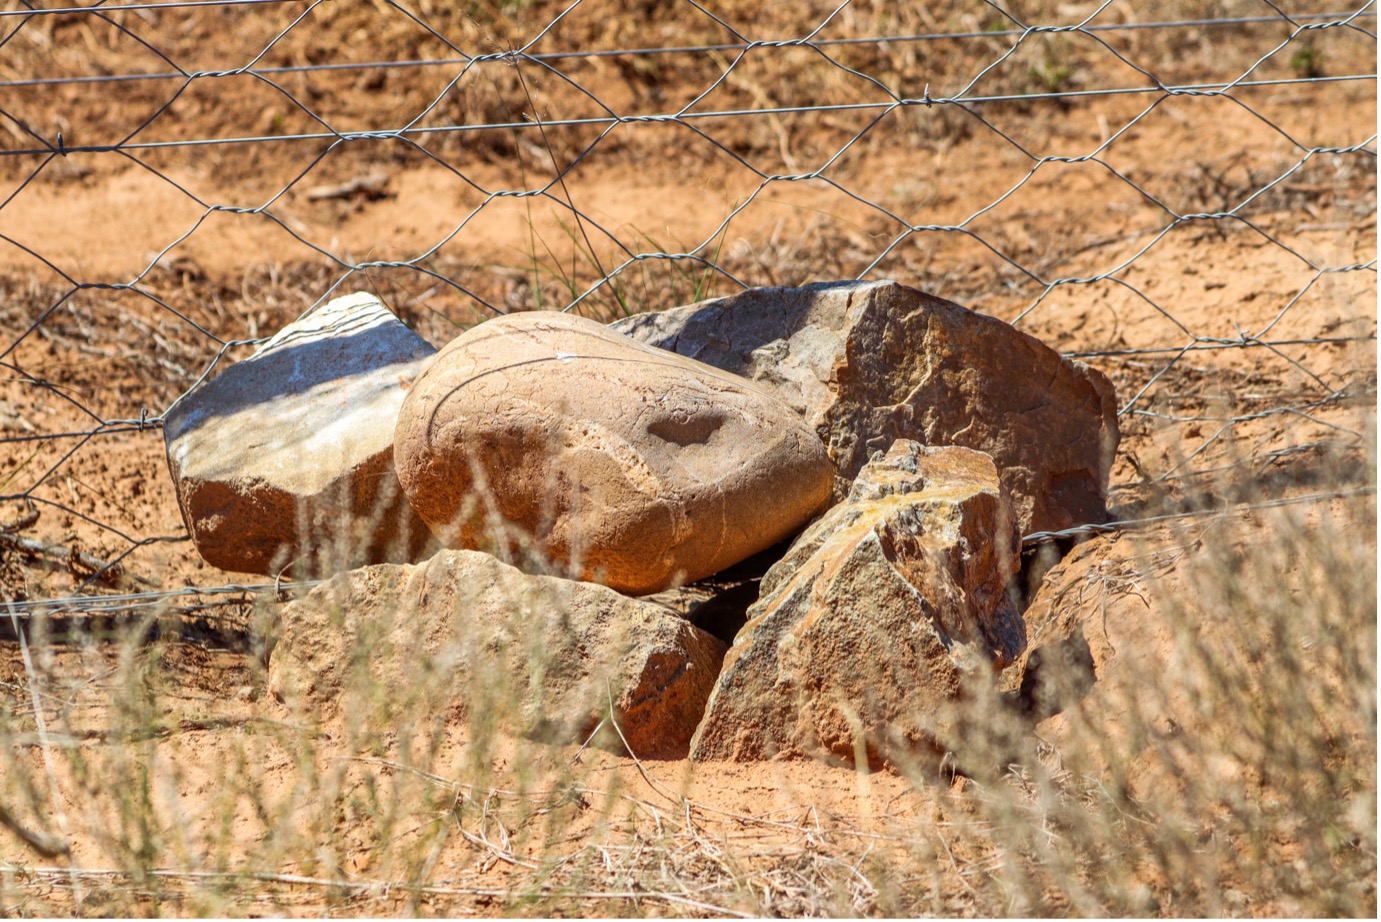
0, 0, 1376, 613
0, 0, 300, 16
2, 10, 1375, 90
3, 76, 1377, 163
1, 333, 1373, 436
2, 486, 1373, 622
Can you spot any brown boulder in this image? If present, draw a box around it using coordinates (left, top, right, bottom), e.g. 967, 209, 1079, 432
394, 311, 834, 595
688, 442, 1024, 765
267, 549, 727, 758
612, 280, 1120, 535
163, 292, 436, 575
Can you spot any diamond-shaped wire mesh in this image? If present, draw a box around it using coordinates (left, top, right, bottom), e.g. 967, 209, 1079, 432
0, 0, 1375, 612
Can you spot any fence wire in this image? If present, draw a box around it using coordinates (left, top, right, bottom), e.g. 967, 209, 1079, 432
1, 485, 1373, 627
0, 0, 1375, 617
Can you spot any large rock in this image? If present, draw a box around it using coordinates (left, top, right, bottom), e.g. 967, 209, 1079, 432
688, 442, 1024, 765
613, 280, 1120, 535
267, 549, 727, 758
164, 292, 436, 574
394, 311, 834, 596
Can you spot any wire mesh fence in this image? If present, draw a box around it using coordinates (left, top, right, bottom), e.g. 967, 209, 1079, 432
0, 0, 1375, 618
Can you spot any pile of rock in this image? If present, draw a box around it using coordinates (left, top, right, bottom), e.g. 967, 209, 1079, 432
166, 281, 1118, 765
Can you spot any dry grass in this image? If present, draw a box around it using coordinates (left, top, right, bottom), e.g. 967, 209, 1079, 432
0, 1, 1376, 915
0, 434, 1374, 916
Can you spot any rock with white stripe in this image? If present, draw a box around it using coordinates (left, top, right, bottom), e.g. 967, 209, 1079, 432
164, 292, 436, 575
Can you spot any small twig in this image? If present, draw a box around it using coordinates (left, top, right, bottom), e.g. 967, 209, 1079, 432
604, 681, 680, 808
341, 756, 458, 791
304, 171, 392, 201
5, 599, 83, 901
452, 816, 538, 870
0, 532, 144, 587
7, 715, 312, 748
1, 498, 39, 533
934, 827, 980, 900
570, 718, 606, 765
0, 803, 69, 859
7, 865, 754, 917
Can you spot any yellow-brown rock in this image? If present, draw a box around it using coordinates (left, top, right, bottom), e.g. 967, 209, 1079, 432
393, 311, 834, 595
268, 549, 727, 758
688, 442, 1024, 765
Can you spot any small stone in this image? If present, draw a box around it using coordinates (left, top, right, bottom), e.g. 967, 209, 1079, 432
688, 442, 1024, 765
267, 549, 727, 758
163, 292, 437, 575
614, 280, 1120, 535
394, 311, 834, 595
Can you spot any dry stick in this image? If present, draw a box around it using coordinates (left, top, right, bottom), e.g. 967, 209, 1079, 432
0, 532, 132, 587
343, 756, 632, 875
451, 814, 537, 871
569, 717, 605, 765
341, 756, 612, 824
0, 498, 39, 532
0, 803, 68, 859
410, 804, 454, 907
599, 687, 837, 913
342, 749, 886, 878
603, 689, 767, 905
680, 801, 748, 895
346, 755, 649, 826
341, 750, 883, 905
603, 682, 678, 808
477, 792, 533, 870
3, 601, 81, 902
341, 756, 457, 791
8, 864, 753, 916
933, 826, 980, 901
304, 171, 391, 201
0, 669, 91, 716
601, 685, 867, 840
7, 715, 314, 749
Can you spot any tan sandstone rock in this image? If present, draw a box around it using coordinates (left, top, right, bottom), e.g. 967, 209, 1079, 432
394, 311, 834, 596
267, 549, 727, 758
612, 280, 1120, 535
688, 442, 1024, 765
164, 292, 436, 574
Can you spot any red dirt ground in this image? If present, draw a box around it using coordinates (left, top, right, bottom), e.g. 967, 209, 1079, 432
0, 2, 1374, 915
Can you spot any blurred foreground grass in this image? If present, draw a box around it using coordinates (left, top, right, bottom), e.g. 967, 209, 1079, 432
0, 429, 1373, 917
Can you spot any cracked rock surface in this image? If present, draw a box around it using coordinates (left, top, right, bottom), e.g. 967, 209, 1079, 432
689, 442, 1024, 766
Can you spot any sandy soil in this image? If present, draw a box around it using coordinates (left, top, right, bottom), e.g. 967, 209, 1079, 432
0, 2, 1375, 915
